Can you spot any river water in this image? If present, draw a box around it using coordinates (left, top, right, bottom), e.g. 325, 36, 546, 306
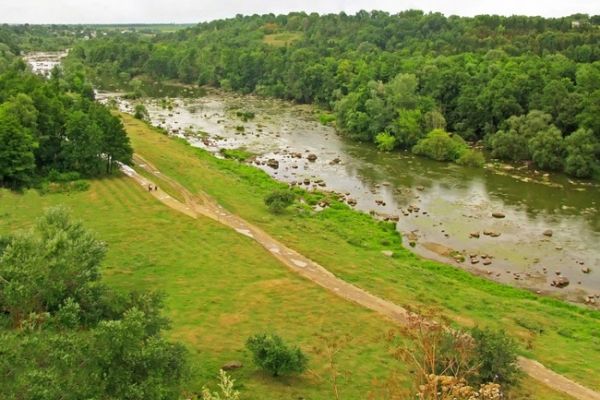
26, 53, 600, 305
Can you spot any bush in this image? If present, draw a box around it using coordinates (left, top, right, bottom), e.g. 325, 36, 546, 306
375, 132, 396, 152
264, 190, 295, 213
47, 170, 81, 183
246, 333, 308, 377
470, 328, 520, 387
319, 113, 336, 125
134, 104, 149, 120
457, 149, 485, 167
412, 129, 467, 162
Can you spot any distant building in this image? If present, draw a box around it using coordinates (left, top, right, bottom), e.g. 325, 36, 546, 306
571, 21, 581, 29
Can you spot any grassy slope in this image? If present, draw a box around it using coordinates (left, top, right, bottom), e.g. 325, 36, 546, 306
0, 184, 569, 400
120, 113, 600, 391
1, 180, 405, 399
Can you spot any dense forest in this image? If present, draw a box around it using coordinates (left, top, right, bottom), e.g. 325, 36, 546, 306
0, 41, 132, 188
70, 11, 600, 177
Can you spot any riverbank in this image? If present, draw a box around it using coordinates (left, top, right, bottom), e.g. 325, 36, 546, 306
121, 113, 600, 392
99, 88, 600, 303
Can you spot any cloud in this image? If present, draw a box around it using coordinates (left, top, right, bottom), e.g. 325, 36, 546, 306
1, 0, 597, 24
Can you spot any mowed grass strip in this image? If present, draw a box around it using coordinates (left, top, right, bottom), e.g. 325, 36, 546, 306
121, 113, 600, 391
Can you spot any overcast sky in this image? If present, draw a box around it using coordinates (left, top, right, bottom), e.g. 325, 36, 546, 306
1, 0, 598, 24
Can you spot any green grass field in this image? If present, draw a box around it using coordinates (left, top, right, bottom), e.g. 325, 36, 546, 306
1, 179, 405, 399
119, 114, 600, 392
0, 113, 585, 399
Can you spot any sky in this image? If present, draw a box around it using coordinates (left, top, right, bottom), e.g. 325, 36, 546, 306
0, 0, 598, 24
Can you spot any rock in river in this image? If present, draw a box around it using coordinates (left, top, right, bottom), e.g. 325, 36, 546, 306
266, 159, 279, 169
492, 212, 506, 219
543, 229, 553, 237
551, 276, 570, 288
307, 153, 318, 161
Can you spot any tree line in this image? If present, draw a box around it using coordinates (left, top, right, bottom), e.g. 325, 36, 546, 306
70, 10, 600, 176
0, 49, 132, 188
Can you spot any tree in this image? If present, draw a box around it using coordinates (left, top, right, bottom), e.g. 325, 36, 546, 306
488, 111, 558, 163
528, 126, 565, 170
91, 105, 133, 173
422, 110, 447, 133
62, 110, 103, 175
0, 208, 188, 400
0, 207, 105, 326
488, 129, 530, 161
0, 108, 37, 187
246, 333, 308, 377
390, 108, 423, 149
94, 308, 188, 400
564, 128, 600, 178
264, 190, 295, 213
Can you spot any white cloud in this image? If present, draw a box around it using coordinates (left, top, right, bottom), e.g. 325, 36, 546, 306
0, 0, 597, 24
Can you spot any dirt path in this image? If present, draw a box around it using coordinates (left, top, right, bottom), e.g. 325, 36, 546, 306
123, 155, 600, 400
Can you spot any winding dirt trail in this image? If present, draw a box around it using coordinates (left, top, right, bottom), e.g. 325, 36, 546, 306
123, 154, 600, 400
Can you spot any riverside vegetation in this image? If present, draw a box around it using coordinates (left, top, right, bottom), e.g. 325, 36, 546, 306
1, 15, 600, 400
70, 11, 600, 176
0, 112, 583, 399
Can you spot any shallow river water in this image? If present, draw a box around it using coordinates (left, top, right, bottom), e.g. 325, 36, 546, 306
25, 53, 600, 305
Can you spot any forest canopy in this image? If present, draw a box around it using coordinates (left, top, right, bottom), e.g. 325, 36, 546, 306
69, 10, 600, 177
0, 46, 132, 188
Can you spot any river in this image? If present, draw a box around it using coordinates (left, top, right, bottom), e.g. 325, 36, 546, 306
26, 53, 600, 306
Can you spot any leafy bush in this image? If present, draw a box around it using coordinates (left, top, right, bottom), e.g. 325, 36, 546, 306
134, 104, 149, 120
412, 129, 467, 162
47, 170, 82, 182
375, 132, 396, 151
319, 113, 336, 125
246, 333, 308, 377
470, 328, 520, 387
264, 190, 295, 213
457, 149, 485, 167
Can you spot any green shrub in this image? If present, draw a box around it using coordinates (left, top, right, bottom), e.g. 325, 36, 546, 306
47, 170, 82, 183
457, 149, 485, 167
470, 328, 520, 387
264, 190, 295, 213
134, 104, 149, 120
319, 113, 336, 125
375, 132, 396, 152
246, 333, 308, 377
412, 129, 467, 162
